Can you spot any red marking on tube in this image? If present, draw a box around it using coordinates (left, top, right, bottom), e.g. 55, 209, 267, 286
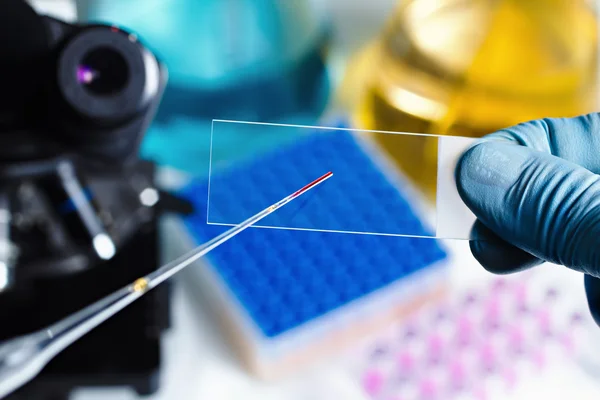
291, 171, 333, 198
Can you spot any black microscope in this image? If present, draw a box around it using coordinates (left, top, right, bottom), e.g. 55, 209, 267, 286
0, 1, 190, 398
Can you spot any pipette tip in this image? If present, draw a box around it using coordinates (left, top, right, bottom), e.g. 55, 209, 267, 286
291, 171, 333, 198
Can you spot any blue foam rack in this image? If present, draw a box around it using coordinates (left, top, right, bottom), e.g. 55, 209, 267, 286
176, 122, 449, 377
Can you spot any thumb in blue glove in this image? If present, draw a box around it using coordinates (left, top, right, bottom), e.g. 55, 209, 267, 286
455, 113, 600, 326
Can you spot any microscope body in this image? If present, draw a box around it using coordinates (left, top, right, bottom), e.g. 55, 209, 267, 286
0, 1, 179, 398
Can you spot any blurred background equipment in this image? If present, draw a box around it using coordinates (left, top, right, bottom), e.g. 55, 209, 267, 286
76, 0, 332, 175
18, 0, 600, 399
340, 0, 600, 198
0, 1, 191, 398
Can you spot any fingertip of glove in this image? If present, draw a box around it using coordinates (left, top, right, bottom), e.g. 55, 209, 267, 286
470, 221, 542, 274
584, 274, 600, 327
470, 240, 541, 275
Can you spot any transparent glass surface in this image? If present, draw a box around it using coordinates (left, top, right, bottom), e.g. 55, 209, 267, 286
207, 120, 477, 240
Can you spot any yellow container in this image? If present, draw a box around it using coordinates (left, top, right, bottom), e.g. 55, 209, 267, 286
341, 0, 599, 199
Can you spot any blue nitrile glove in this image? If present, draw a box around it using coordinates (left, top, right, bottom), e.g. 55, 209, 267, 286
455, 113, 600, 326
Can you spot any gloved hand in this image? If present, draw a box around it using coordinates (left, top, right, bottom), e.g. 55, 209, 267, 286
455, 113, 600, 326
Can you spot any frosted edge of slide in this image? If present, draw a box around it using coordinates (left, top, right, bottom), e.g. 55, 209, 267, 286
436, 136, 478, 240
